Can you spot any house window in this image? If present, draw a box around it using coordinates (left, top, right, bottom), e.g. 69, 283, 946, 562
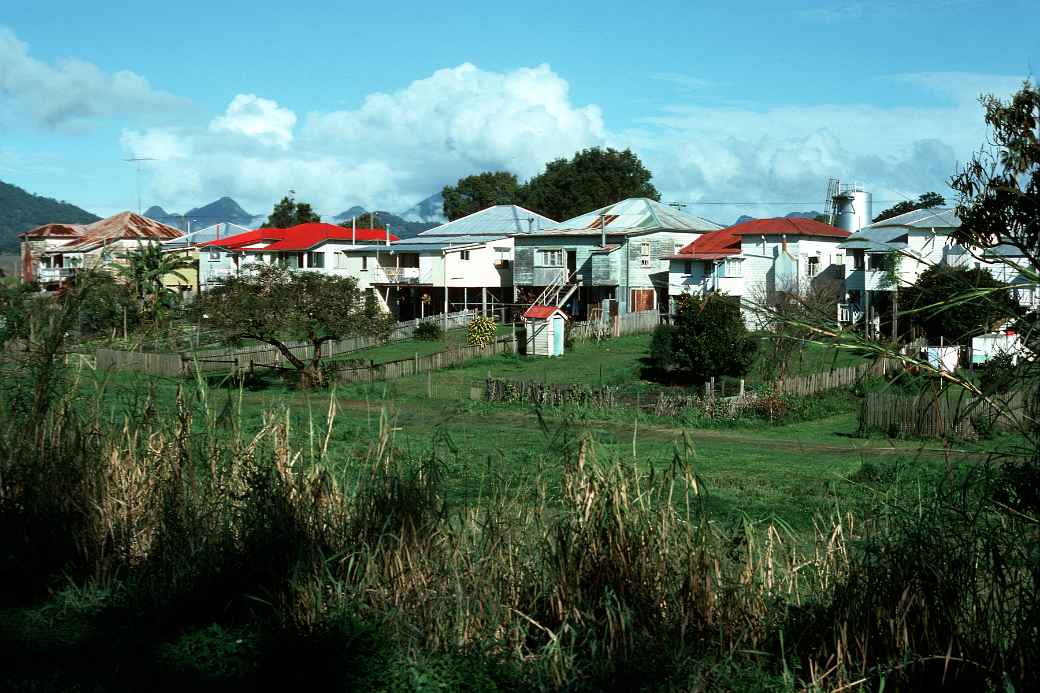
723, 258, 743, 278
361, 256, 368, 271
539, 249, 563, 267
460, 250, 470, 261
683, 261, 693, 275
307, 251, 325, 269
868, 254, 888, 271
674, 241, 684, 254
835, 253, 844, 267
852, 250, 865, 270
806, 256, 820, 276
335, 253, 347, 269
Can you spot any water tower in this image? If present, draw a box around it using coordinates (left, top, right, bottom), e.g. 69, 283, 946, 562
827, 180, 872, 233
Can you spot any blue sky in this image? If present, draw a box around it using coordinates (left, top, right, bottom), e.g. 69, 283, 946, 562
2, 0, 1037, 222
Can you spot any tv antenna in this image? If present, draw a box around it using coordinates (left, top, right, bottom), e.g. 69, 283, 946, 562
123, 157, 156, 213
667, 201, 687, 211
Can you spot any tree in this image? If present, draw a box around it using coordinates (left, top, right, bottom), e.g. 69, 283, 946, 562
523, 148, 660, 221
951, 81, 1039, 270
872, 192, 946, 223
442, 172, 523, 221
263, 194, 321, 228
115, 244, 194, 325
647, 293, 757, 384
196, 265, 393, 387
900, 265, 1020, 343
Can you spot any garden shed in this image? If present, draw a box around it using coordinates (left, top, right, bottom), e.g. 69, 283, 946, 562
523, 305, 568, 357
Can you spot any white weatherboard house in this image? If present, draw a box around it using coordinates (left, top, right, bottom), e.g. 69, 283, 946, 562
665, 217, 850, 325
512, 198, 724, 319
342, 204, 557, 321
196, 223, 398, 307
838, 207, 1038, 328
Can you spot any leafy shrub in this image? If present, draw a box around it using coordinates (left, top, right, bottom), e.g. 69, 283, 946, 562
466, 315, 496, 347
413, 320, 444, 341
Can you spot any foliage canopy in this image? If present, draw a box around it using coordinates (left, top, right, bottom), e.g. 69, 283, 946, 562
442, 172, 524, 221
901, 265, 1020, 342
196, 264, 393, 386
872, 192, 946, 223
263, 195, 321, 229
648, 293, 757, 383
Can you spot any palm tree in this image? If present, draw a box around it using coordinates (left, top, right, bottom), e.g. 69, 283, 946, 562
115, 244, 195, 325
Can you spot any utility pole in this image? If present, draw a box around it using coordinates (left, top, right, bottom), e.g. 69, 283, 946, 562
123, 157, 155, 213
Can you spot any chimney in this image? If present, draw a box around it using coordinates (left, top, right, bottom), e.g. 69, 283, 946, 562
600, 211, 607, 247
385, 224, 390, 247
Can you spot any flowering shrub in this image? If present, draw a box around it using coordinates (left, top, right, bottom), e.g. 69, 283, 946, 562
467, 315, 497, 347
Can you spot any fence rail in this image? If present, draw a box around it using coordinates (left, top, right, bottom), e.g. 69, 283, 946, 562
336, 336, 516, 385
860, 389, 1032, 440
569, 310, 661, 342
94, 310, 479, 376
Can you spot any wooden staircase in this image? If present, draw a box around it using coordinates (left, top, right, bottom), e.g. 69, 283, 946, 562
530, 268, 578, 312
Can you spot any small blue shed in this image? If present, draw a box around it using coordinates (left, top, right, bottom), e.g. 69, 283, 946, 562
523, 305, 568, 357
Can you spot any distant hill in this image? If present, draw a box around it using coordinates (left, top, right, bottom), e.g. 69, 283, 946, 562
338, 210, 437, 239
0, 180, 100, 252
332, 206, 367, 223
399, 192, 446, 225
145, 197, 259, 231
733, 210, 824, 226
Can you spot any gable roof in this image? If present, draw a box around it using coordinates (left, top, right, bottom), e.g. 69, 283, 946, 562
59, 212, 183, 252
867, 207, 959, 229
18, 222, 88, 239
727, 217, 850, 239
523, 305, 568, 320
199, 223, 398, 252
667, 229, 742, 260
419, 204, 557, 238
162, 222, 253, 248
531, 198, 723, 236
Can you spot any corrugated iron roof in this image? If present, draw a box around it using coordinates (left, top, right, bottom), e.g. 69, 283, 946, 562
200, 223, 397, 252
728, 217, 850, 238
867, 207, 960, 229
59, 212, 183, 252
669, 230, 742, 259
531, 198, 723, 236
839, 226, 910, 251
18, 222, 87, 239
162, 222, 253, 248
523, 305, 568, 320
419, 204, 557, 238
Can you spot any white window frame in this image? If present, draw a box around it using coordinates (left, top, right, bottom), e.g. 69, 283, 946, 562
806, 256, 820, 277
307, 251, 325, 269
539, 249, 563, 267
723, 257, 743, 278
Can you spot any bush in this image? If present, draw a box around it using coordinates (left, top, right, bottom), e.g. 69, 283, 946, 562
413, 320, 444, 341
646, 294, 757, 384
466, 315, 496, 347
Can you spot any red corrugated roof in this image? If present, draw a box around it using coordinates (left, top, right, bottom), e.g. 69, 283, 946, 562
59, 212, 182, 251
18, 222, 88, 239
523, 305, 567, 320
679, 230, 742, 259
199, 223, 398, 251
727, 217, 850, 238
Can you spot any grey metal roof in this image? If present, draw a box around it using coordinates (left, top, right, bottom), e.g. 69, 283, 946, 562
162, 222, 252, 248
839, 226, 909, 252
418, 204, 556, 238
530, 198, 723, 236
865, 207, 960, 230
345, 237, 485, 254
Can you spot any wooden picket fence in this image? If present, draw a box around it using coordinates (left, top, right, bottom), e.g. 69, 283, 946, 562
336, 335, 515, 385
860, 389, 1032, 440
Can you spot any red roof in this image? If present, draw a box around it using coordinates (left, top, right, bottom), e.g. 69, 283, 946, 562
523, 305, 568, 320
673, 230, 742, 259
726, 217, 850, 238
199, 222, 398, 252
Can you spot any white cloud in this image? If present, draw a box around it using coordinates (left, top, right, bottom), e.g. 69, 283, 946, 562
633, 71, 1024, 221
210, 94, 296, 149
126, 63, 606, 215
0, 27, 184, 130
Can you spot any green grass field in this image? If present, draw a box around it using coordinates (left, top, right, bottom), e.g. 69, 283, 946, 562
94, 330, 1011, 534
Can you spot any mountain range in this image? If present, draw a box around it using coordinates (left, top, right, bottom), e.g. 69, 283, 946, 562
0, 180, 100, 253
144, 197, 264, 232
